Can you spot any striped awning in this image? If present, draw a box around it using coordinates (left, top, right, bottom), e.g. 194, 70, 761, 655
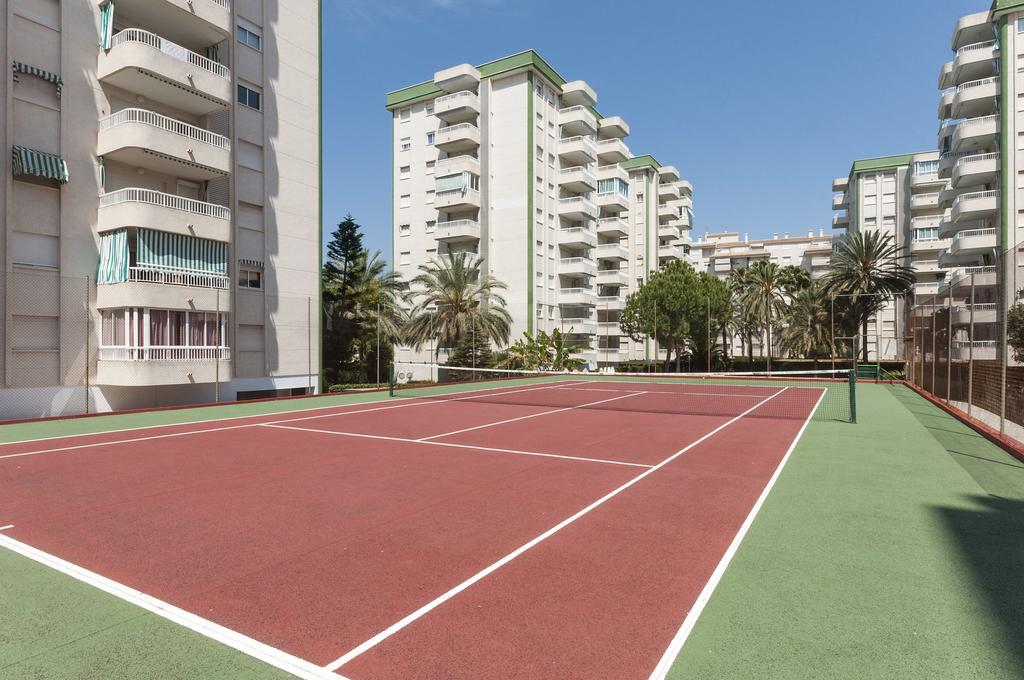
97, 229, 129, 284
99, 2, 115, 50
12, 145, 69, 184
238, 258, 264, 268
12, 61, 62, 98
137, 228, 227, 275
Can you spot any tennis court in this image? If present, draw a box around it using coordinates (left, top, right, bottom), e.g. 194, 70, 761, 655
0, 367, 850, 679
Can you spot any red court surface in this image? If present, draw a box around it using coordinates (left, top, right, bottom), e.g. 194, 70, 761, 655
0, 379, 824, 679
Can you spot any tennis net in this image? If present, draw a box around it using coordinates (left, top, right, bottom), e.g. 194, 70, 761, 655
390, 363, 856, 423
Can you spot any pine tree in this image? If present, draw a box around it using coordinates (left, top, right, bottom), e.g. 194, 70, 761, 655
447, 317, 493, 369
322, 215, 366, 382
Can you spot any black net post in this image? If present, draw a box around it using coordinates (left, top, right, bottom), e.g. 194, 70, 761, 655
388, 362, 395, 397
848, 369, 857, 423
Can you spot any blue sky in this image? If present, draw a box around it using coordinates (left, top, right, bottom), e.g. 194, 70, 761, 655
322, 0, 983, 261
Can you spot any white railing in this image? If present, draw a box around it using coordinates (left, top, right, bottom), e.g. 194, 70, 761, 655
939, 150, 972, 163
964, 265, 996, 274
208, 0, 231, 7
560, 257, 595, 266
913, 260, 939, 268
109, 29, 230, 79
99, 188, 230, 220
957, 40, 997, 56
913, 236, 941, 243
435, 188, 480, 204
100, 108, 230, 149
955, 227, 997, 239
953, 303, 998, 311
957, 76, 998, 91
435, 91, 478, 107
560, 165, 594, 175
559, 287, 595, 296
99, 346, 230, 361
954, 191, 998, 207
952, 340, 998, 348
436, 219, 479, 232
957, 152, 999, 167
559, 135, 595, 145
957, 114, 999, 130
559, 196, 596, 210
597, 138, 625, 147
912, 192, 940, 203
129, 265, 229, 289
559, 105, 591, 116
559, 226, 596, 240
437, 122, 478, 136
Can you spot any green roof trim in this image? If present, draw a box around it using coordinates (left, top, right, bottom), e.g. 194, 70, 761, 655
385, 50, 592, 112
849, 154, 916, 176
621, 154, 662, 171
992, 0, 1024, 13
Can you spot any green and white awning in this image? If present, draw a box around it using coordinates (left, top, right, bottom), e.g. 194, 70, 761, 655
99, 2, 115, 50
97, 229, 129, 284
12, 61, 62, 98
12, 145, 69, 184
137, 228, 227, 275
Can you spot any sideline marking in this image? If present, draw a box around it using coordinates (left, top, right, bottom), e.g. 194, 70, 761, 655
556, 386, 768, 398
0, 525, 13, 531
261, 424, 653, 469
416, 391, 647, 441
323, 387, 790, 671
0, 533, 346, 680
647, 388, 827, 680
0, 381, 586, 462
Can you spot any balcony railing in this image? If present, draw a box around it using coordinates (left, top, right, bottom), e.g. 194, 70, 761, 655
99, 188, 230, 219
957, 40, 997, 56
955, 227, 996, 239
957, 76, 998, 92
437, 122, 477, 136
435, 188, 480, 204
99, 346, 230, 361
435, 91, 477, 107
957, 152, 999, 167
128, 264, 230, 289
100, 108, 230, 149
953, 191, 998, 209
109, 29, 229, 79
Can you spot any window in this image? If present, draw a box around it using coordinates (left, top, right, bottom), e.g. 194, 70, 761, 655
399, 194, 411, 208
236, 24, 262, 50
399, 165, 411, 180
237, 84, 261, 110
400, 107, 411, 121
1018, 17, 1024, 32
426, 160, 435, 174
238, 268, 263, 289
425, 103, 434, 115
425, 190, 435, 204
425, 220, 436, 233
400, 137, 411, 152
399, 251, 411, 265
426, 131, 435, 146
913, 160, 940, 176
914, 227, 939, 241
399, 224, 411, 236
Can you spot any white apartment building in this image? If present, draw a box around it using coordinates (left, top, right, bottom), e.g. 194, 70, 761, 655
386, 51, 693, 371
1, 0, 320, 417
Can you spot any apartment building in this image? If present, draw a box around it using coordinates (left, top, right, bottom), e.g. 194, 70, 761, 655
386, 51, 693, 371
1, 0, 320, 417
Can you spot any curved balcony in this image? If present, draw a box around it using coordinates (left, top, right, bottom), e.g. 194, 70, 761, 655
658, 165, 680, 183
952, 11, 994, 53
677, 179, 693, 196
558, 136, 597, 165
658, 224, 681, 239
659, 182, 680, 201
951, 115, 998, 154
559, 165, 597, 193
937, 87, 955, 120
106, 0, 231, 49
558, 196, 599, 221
98, 188, 230, 241
951, 303, 998, 325
949, 227, 997, 255
97, 346, 231, 386
434, 123, 480, 153
98, 29, 231, 115
951, 190, 998, 224
98, 108, 230, 180
832, 214, 850, 229
434, 91, 479, 124
598, 116, 629, 139
596, 138, 630, 164
658, 244, 682, 261
658, 203, 679, 223
952, 152, 998, 188
558, 106, 598, 137
951, 77, 999, 119
951, 40, 998, 87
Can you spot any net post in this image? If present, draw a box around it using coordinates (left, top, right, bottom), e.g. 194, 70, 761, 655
848, 369, 857, 423
388, 362, 395, 397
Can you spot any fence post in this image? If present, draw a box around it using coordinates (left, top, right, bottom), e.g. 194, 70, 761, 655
968, 273, 975, 417
214, 287, 220, 403
84, 275, 90, 415
849, 369, 857, 424
946, 295, 953, 403
930, 299, 937, 394
307, 296, 312, 394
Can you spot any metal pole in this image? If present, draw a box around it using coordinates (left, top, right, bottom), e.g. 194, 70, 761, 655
84, 275, 90, 415
307, 297, 313, 394
653, 298, 657, 373
999, 250, 1008, 435
707, 297, 711, 373
472, 320, 476, 379
968, 273, 975, 416
909, 306, 916, 385
765, 294, 771, 375
946, 295, 952, 403
376, 299, 381, 386
831, 297, 835, 372
930, 299, 936, 396
214, 287, 220, 403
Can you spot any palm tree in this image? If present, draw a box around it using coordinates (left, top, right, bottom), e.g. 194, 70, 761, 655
740, 260, 787, 372
347, 250, 407, 382
405, 252, 512, 356
824, 231, 915, 363
779, 265, 811, 295
778, 284, 831, 367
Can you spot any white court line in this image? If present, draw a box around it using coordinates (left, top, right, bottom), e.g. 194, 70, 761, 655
0, 524, 13, 531
647, 388, 827, 680
0, 532, 347, 680
555, 386, 768, 398
261, 424, 653, 469
323, 387, 790, 672
416, 391, 647, 442
0, 381, 587, 462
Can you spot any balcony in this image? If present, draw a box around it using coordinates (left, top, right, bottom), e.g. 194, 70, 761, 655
559, 165, 597, 193
558, 288, 597, 306
832, 214, 850, 229
658, 203, 679, 222
558, 136, 598, 165
951, 115, 998, 153
598, 321, 622, 335
911, 192, 940, 211
951, 303, 998, 325
596, 242, 629, 260
595, 138, 630, 164
597, 164, 629, 183
558, 318, 598, 336
951, 40, 998, 87
434, 91, 480, 124
107, 0, 231, 49
951, 77, 998, 119
951, 340, 998, 361
832, 177, 849, 192
912, 259, 941, 274
598, 116, 630, 139
808, 255, 831, 269
948, 266, 997, 291
938, 87, 955, 120
435, 187, 480, 212
659, 224, 681, 239
910, 237, 950, 253
434, 219, 481, 243
938, 183, 959, 209
832, 194, 849, 210
435, 123, 480, 153
558, 106, 598, 136
949, 227, 997, 255
562, 80, 597, 107
558, 196, 599, 221
96, 346, 231, 386
597, 217, 629, 238
596, 268, 629, 286
658, 165, 680, 183
914, 281, 941, 298
658, 244, 682, 260
952, 152, 998, 188
433, 64, 480, 93
952, 11, 992, 52
658, 182, 680, 201
98, 188, 230, 241
951, 190, 998, 223
435, 154, 480, 178
677, 179, 693, 197
558, 227, 598, 249
911, 171, 944, 188
596, 191, 628, 213
559, 257, 597, 277
96, 266, 229, 312
97, 108, 230, 180
98, 29, 231, 115
597, 295, 625, 311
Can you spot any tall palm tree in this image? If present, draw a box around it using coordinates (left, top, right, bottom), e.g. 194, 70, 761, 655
405, 252, 512, 355
740, 260, 787, 371
778, 284, 831, 367
347, 250, 407, 380
824, 231, 915, 362
779, 265, 811, 295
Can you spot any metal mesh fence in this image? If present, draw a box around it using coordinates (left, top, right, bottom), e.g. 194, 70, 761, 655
0, 271, 317, 421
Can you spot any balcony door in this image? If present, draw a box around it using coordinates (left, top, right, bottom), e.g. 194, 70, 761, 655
176, 180, 201, 201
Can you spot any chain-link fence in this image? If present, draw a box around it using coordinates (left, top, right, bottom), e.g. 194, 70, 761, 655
907, 236, 1022, 443
0, 271, 318, 421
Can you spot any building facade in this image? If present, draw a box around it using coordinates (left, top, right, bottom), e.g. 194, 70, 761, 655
1, 0, 320, 417
386, 51, 693, 371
